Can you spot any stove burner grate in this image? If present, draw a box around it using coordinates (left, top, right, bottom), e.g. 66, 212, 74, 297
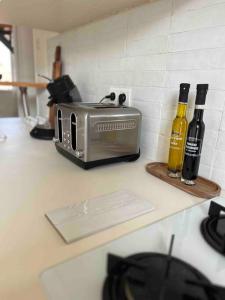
103, 235, 225, 300
201, 201, 225, 256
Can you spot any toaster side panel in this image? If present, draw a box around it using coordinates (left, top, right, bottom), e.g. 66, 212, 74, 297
86, 114, 141, 162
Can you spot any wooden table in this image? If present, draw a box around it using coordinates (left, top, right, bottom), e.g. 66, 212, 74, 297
0, 81, 47, 118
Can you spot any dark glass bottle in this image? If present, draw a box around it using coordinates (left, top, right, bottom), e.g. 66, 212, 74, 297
181, 84, 208, 185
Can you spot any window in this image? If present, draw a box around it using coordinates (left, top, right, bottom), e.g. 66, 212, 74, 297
0, 42, 13, 90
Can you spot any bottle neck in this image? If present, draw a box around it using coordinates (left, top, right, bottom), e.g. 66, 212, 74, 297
194, 107, 204, 121
176, 102, 187, 117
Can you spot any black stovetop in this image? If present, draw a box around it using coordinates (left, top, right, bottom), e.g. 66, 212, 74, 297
103, 232, 225, 300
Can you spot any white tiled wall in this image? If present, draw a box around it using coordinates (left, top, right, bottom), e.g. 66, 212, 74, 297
46, 0, 225, 188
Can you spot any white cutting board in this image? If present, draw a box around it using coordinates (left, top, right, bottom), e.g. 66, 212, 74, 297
46, 190, 154, 244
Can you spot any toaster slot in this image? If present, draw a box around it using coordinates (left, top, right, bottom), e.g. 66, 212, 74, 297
57, 109, 63, 143
70, 113, 77, 150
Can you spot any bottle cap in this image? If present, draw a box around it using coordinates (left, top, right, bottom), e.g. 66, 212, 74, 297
195, 84, 208, 105
179, 83, 190, 103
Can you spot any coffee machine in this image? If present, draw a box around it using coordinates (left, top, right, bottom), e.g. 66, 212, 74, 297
30, 74, 82, 139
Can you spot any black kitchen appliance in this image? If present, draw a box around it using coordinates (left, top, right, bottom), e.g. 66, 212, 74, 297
103, 235, 225, 300
201, 201, 225, 256
30, 75, 82, 140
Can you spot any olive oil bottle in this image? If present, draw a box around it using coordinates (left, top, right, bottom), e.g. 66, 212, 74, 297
168, 83, 190, 178
182, 84, 208, 185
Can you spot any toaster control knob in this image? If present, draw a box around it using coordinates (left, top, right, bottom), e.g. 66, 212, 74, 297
75, 150, 84, 158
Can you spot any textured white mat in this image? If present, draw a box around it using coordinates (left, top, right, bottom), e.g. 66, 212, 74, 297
46, 190, 154, 244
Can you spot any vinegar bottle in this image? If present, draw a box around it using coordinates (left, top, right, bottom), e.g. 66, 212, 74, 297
181, 84, 208, 185
168, 83, 190, 178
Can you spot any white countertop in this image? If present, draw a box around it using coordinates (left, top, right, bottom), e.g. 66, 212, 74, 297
0, 118, 220, 300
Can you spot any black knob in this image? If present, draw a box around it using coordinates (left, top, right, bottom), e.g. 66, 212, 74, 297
119, 93, 126, 105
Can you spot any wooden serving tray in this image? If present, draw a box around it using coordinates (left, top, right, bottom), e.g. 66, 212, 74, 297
146, 162, 221, 199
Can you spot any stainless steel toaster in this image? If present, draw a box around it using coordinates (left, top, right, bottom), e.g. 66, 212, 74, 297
54, 102, 142, 169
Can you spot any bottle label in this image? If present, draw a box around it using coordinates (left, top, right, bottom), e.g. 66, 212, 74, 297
195, 105, 205, 109
185, 137, 203, 157
170, 131, 183, 150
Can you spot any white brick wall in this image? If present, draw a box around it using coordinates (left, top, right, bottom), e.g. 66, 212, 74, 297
46, 0, 225, 189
